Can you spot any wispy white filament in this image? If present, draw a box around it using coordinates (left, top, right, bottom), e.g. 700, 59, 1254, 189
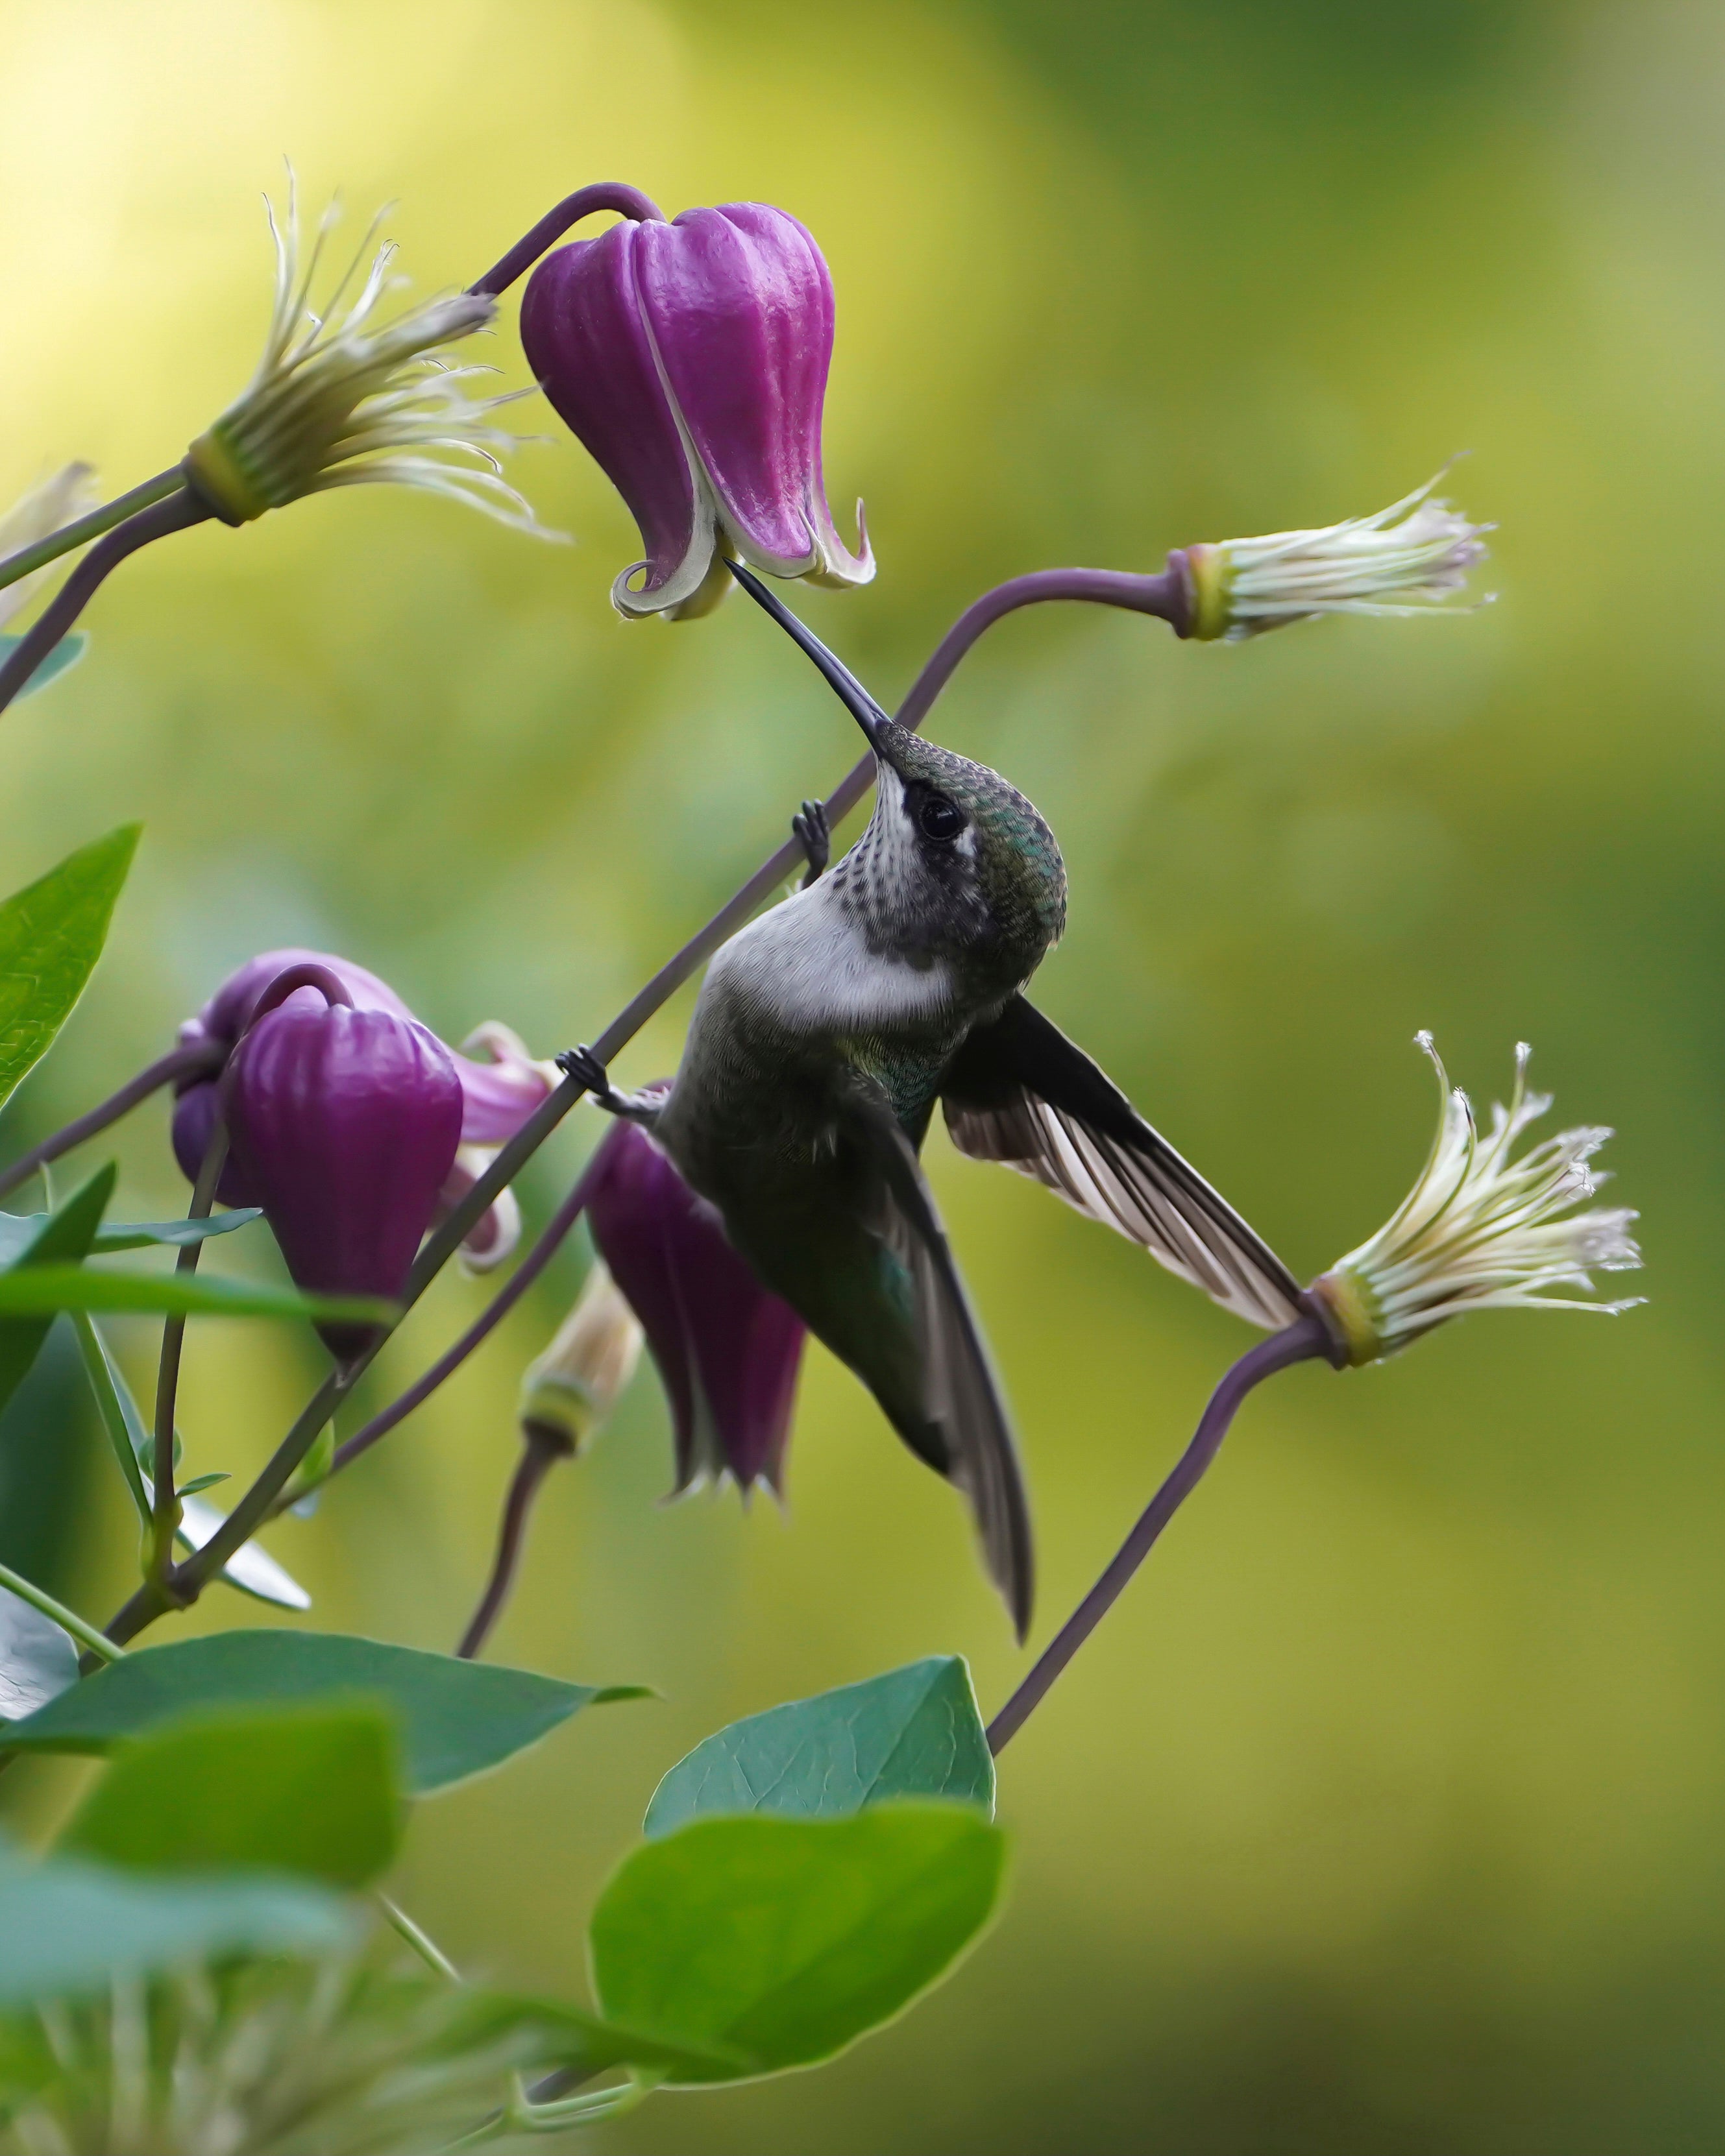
0, 465, 97, 629
191, 179, 559, 534
1317, 1036, 1641, 1363
1212, 470, 1491, 638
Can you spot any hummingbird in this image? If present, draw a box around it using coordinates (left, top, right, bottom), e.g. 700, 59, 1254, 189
563, 562, 1303, 1639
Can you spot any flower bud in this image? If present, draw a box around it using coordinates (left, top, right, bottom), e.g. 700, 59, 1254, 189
520, 202, 872, 619
1306, 1036, 1642, 1367
227, 990, 463, 1359
519, 1259, 644, 1454
183, 184, 550, 536
1179, 472, 1491, 641
586, 1098, 806, 1494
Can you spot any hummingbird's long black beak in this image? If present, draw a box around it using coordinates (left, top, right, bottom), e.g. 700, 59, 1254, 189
726, 560, 889, 751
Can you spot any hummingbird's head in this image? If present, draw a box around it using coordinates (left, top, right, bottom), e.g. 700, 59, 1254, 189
728, 564, 1067, 984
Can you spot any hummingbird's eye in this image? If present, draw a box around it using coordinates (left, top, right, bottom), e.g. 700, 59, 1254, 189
917, 793, 965, 843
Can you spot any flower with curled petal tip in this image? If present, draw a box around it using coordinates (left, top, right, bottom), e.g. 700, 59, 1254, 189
520, 201, 871, 618
183, 182, 555, 537
586, 1095, 807, 1493
226, 977, 463, 1361
519, 1259, 644, 1455
173, 952, 547, 1272
1306, 1036, 1643, 1367
1180, 470, 1491, 641
0, 463, 97, 630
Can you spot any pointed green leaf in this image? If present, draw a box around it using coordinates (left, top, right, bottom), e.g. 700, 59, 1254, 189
0, 1209, 260, 1266
432, 1992, 746, 2084
1, 1630, 650, 1793
0, 1264, 393, 1323
176, 1471, 229, 1496
591, 1806, 1008, 2083
0, 630, 86, 701
0, 1843, 350, 2007
644, 1657, 994, 1837
0, 824, 137, 1113
0, 1163, 115, 1421
59, 1704, 403, 1889
0, 1582, 77, 1721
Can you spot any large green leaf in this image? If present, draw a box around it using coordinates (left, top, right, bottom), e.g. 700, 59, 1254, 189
59, 1703, 402, 1889
0, 1209, 260, 1264
590, 1805, 1008, 2083
2, 1630, 648, 1794
0, 1581, 76, 1721
0, 1164, 114, 1422
0, 1841, 350, 2007
644, 1657, 994, 1837
0, 1264, 392, 1323
434, 1992, 746, 2085
0, 824, 136, 1114
0, 630, 86, 701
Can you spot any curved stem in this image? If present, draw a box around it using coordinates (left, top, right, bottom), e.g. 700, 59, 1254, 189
0, 1558, 125, 1662
0, 1042, 222, 1204
986, 1315, 1329, 1756
149, 1114, 228, 1590
455, 1422, 572, 1660
0, 468, 184, 599
326, 1148, 606, 1483
468, 182, 664, 298
0, 488, 210, 721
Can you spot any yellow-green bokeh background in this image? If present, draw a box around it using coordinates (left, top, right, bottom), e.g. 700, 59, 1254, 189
1, 2, 1722, 2146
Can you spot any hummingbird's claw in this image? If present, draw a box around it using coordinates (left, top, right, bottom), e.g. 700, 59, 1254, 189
557, 1044, 619, 1109
792, 799, 831, 888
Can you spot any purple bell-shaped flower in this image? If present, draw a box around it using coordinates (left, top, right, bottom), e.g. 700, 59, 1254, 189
225, 973, 463, 1361
520, 202, 872, 620
586, 1095, 806, 1494
173, 953, 556, 1270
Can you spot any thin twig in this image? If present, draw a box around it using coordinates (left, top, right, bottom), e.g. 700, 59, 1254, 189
0, 1558, 126, 1662
986, 1314, 1332, 1755
0, 488, 210, 721
0, 468, 185, 598
149, 1115, 230, 1592
0, 1041, 223, 1204
455, 1423, 573, 1660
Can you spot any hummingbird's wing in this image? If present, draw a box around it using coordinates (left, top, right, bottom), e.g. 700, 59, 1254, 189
942, 997, 1304, 1331
837, 1072, 1036, 1641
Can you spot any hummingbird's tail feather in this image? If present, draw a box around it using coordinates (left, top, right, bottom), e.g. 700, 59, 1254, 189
838, 1074, 1036, 1640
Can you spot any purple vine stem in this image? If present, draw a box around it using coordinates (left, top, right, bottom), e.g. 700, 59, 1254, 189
97, 559, 1196, 1646
454, 1421, 574, 1660
986, 1313, 1332, 1755
467, 182, 665, 299
0, 488, 210, 722
0, 1041, 223, 1204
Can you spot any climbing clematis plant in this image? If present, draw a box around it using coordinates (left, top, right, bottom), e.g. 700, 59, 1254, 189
520, 202, 872, 618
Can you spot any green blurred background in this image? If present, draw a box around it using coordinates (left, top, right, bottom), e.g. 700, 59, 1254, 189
1, 0, 1720, 2146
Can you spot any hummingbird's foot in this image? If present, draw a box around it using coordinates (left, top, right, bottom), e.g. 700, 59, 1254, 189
557, 1047, 664, 1128
792, 799, 830, 888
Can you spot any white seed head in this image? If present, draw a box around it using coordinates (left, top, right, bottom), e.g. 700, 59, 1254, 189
0, 463, 97, 629
519, 1259, 644, 1451
1310, 1035, 1642, 1366
1186, 468, 1492, 640
185, 179, 559, 536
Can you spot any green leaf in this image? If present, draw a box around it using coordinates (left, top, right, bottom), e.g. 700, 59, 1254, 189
0, 1582, 77, 1721
0, 1265, 394, 1324
590, 1805, 1009, 2083
434, 1992, 746, 2085
0, 824, 137, 1115
0, 630, 86, 701
0, 1164, 115, 1422
58, 1703, 403, 1890
2, 1630, 650, 1794
0, 1841, 350, 2007
0, 1209, 261, 1266
176, 1470, 229, 1496
644, 1657, 994, 1838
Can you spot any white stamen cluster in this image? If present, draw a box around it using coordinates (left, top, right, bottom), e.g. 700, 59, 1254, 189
1186, 471, 1491, 640
185, 184, 556, 535
1310, 1036, 1641, 1366
0, 465, 97, 629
